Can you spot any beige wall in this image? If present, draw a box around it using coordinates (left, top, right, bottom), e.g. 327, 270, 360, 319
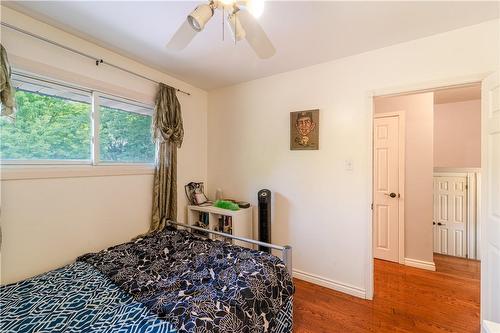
0, 7, 208, 284
434, 100, 481, 168
207, 20, 499, 297
374, 93, 435, 263
1, 175, 152, 283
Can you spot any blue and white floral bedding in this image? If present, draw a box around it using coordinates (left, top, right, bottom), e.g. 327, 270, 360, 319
1, 226, 294, 333
0, 261, 176, 333
78, 226, 295, 333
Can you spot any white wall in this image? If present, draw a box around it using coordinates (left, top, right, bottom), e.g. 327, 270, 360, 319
207, 20, 499, 297
434, 99, 481, 168
375, 93, 435, 264
0, 7, 208, 284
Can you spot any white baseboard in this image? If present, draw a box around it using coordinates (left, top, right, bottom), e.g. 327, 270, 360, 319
483, 320, 500, 333
292, 269, 367, 299
404, 257, 436, 271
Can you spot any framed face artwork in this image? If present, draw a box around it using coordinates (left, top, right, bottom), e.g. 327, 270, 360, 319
290, 109, 319, 150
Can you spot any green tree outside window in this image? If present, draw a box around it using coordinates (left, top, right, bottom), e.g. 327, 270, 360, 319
0, 90, 154, 162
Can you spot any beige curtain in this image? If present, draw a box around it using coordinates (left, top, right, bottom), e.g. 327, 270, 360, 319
149, 83, 184, 233
0, 44, 16, 118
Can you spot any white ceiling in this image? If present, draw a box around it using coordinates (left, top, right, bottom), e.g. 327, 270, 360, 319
5, 1, 499, 90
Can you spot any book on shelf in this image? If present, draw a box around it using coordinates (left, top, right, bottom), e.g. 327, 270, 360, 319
214, 215, 233, 244
193, 212, 209, 237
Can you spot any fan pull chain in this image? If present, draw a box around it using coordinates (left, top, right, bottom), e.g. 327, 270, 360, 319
222, 7, 225, 41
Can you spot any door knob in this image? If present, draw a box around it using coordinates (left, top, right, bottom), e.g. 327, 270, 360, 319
384, 192, 397, 198
433, 222, 436, 225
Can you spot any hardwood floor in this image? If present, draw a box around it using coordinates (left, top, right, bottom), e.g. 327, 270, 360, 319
293, 254, 480, 333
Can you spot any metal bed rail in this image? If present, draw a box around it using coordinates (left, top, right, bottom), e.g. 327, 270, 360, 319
165, 219, 293, 276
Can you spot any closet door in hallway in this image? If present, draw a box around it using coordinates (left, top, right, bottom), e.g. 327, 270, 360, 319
433, 176, 467, 257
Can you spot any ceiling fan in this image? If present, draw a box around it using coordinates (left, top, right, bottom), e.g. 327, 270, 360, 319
166, 0, 275, 59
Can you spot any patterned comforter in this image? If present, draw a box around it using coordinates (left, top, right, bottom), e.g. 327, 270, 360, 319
78, 226, 295, 333
0, 261, 176, 333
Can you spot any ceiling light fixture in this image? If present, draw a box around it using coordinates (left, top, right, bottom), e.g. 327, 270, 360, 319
246, 0, 264, 18
168, 0, 275, 59
187, 3, 214, 32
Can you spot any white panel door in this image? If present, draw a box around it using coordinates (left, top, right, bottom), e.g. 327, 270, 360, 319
433, 176, 467, 257
481, 72, 500, 326
373, 116, 400, 263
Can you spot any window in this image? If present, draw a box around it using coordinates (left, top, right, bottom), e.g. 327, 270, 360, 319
0, 72, 154, 165
99, 96, 155, 163
1, 74, 92, 162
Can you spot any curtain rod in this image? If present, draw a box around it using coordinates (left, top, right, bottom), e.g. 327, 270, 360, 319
1, 21, 191, 96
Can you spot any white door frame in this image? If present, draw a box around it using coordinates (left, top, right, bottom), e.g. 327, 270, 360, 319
365, 72, 490, 300
373, 111, 405, 264
480, 72, 500, 327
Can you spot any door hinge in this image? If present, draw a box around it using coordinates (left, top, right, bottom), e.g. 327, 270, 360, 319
371, 203, 373, 210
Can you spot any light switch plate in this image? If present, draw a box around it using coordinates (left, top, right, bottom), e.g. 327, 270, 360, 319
345, 159, 353, 171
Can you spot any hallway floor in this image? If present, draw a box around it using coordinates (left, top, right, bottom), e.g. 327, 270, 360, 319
293, 254, 480, 332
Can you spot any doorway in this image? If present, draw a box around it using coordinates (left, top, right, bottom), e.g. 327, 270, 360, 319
432, 84, 481, 260
372, 84, 481, 266
372, 91, 435, 269
368, 73, 500, 329
370, 80, 489, 331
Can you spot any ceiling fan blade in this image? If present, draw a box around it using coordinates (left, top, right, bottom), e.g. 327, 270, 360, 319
237, 10, 275, 59
166, 19, 197, 50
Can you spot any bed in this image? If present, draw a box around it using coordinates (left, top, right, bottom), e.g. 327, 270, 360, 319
0, 222, 294, 333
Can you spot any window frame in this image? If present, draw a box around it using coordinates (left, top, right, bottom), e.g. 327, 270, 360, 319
1, 70, 155, 168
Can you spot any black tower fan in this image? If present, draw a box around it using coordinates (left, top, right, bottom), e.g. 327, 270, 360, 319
258, 189, 271, 253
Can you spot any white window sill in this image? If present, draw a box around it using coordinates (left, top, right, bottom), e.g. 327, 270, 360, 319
1, 164, 155, 181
